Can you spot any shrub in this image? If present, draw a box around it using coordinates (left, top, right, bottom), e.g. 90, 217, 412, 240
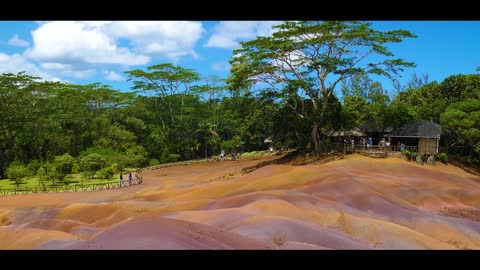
125, 146, 148, 167
54, 153, 75, 180
169, 154, 181, 163
36, 167, 48, 189
111, 155, 129, 172
44, 164, 62, 186
5, 164, 28, 188
416, 153, 424, 164
80, 153, 106, 172
110, 163, 123, 173
82, 171, 95, 181
26, 160, 41, 176
97, 167, 114, 180
160, 148, 170, 163
80, 147, 123, 168
437, 153, 448, 164
149, 159, 160, 166
72, 162, 80, 173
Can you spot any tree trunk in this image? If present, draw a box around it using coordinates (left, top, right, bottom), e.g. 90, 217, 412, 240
311, 122, 321, 153
205, 140, 208, 159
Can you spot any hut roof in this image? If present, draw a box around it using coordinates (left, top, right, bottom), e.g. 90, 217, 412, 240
359, 120, 393, 133
386, 120, 441, 138
327, 127, 367, 137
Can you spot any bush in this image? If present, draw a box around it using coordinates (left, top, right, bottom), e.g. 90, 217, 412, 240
44, 164, 62, 186
437, 153, 448, 164
125, 146, 148, 167
82, 170, 95, 181
402, 150, 411, 161
80, 147, 124, 168
26, 160, 41, 176
168, 154, 181, 162
111, 155, 129, 172
36, 167, 48, 189
5, 164, 28, 187
97, 167, 114, 180
160, 148, 170, 163
54, 153, 75, 180
72, 162, 80, 173
110, 163, 123, 173
80, 153, 106, 172
149, 159, 160, 166
416, 153, 424, 164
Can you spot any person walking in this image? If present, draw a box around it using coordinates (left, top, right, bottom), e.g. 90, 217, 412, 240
120, 173, 123, 187
128, 173, 132, 186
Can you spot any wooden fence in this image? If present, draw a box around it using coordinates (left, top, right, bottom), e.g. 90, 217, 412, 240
326, 143, 442, 158
0, 174, 143, 196
0, 153, 266, 196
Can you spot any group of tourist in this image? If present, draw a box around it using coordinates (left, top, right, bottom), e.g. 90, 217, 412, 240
119, 173, 133, 186
344, 137, 406, 152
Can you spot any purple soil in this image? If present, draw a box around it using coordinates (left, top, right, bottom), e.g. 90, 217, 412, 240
38, 216, 274, 250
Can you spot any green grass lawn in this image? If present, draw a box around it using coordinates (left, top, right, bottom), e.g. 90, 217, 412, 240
0, 168, 139, 189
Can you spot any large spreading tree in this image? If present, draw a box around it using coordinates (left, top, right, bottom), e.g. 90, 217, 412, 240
228, 21, 416, 152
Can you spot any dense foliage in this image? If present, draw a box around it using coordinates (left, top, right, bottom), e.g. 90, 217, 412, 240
0, 21, 479, 180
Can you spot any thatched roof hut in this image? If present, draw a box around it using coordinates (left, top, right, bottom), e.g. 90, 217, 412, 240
385, 120, 441, 139
326, 127, 367, 137
385, 120, 442, 154
359, 120, 393, 133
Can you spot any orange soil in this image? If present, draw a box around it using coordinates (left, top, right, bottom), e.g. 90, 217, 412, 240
1, 154, 480, 250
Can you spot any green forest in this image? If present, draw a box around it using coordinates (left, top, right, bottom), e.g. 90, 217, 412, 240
1, 21, 479, 185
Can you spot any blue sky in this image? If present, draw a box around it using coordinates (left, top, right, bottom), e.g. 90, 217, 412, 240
0, 21, 478, 95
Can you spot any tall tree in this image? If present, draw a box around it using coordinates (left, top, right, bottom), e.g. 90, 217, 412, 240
0, 72, 41, 176
440, 99, 480, 157
125, 63, 200, 127
229, 21, 416, 152
191, 75, 226, 156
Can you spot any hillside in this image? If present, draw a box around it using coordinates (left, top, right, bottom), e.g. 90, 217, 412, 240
1, 155, 480, 249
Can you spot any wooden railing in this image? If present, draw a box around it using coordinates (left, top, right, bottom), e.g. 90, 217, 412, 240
0, 174, 143, 196
326, 143, 441, 158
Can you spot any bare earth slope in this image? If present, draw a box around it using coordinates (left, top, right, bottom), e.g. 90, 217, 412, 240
1, 154, 479, 249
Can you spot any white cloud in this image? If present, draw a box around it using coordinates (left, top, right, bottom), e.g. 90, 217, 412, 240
8, 34, 30, 47
61, 69, 96, 79
25, 21, 204, 67
1, 21, 207, 83
25, 21, 150, 66
211, 61, 231, 71
105, 21, 204, 60
39, 62, 96, 79
40, 62, 70, 70
205, 21, 282, 49
0, 53, 60, 81
105, 70, 124, 81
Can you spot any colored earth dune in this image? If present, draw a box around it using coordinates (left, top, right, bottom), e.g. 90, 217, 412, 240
1, 154, 480, 249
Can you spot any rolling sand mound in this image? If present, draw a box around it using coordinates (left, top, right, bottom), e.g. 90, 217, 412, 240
1, 154, 480, 249
38, 216, 274, 250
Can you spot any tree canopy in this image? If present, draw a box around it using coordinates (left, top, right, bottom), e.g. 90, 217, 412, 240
229, 21, 416, 152
1, 21, 479, 180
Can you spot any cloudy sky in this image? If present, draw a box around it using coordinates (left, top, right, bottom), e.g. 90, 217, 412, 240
0, 21, 479, 92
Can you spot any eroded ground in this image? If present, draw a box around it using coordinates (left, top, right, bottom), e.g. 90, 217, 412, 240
1, 154, 479, 250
